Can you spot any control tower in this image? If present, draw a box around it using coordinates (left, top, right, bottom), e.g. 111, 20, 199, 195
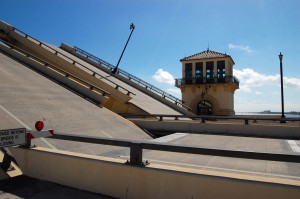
175, 49, 239, 116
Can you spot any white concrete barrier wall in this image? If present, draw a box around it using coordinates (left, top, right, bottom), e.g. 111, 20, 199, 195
131, 120, 300, 139
9, 147, 300, 199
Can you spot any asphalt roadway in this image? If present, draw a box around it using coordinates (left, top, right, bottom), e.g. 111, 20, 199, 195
143, 133, 300, 180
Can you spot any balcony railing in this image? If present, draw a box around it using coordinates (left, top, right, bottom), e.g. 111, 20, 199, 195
175, 76, 239, 87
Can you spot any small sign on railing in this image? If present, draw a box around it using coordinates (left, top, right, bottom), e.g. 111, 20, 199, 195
0, 121, 54, 148
0, 128, 26, 148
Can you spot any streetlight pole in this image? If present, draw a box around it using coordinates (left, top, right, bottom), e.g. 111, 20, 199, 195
112, 23, 135, 74
279, 52, 286, 123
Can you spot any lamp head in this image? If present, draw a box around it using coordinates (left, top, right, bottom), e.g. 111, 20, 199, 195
279, 52, 283, 61
130, 23, 135, 30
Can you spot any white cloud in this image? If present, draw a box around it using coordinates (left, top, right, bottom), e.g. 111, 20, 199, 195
233, 68, 300, 92
285, 77, 300, 89
167, 88, 181, 95
152, 68, 175, 85
229, 44, 252, 53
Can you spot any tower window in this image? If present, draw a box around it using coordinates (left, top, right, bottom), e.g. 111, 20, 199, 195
206, 61, 214, 83
195, 62, 203, 83
217, 61, 225, 83
185, 63, 192, 84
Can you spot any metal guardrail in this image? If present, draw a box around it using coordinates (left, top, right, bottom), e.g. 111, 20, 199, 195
121, 114, 300, 125
0, 39, 111, 98
9, 27, 135, 97
175, 76, 239, 87
49, 133, 300, 166
73, 46, 191, 111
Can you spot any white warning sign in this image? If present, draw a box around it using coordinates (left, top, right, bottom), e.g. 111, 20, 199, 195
0, 128, 26, 148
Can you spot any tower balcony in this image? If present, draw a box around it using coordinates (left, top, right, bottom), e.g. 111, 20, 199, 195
175, 76, 239, 88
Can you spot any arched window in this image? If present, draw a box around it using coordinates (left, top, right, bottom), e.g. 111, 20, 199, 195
197, 100, 213, 115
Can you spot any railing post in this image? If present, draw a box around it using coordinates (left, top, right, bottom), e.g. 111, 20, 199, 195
22, 135, 32, 148
202, 117, 205, 123
130, 142, 143, 166
245, 119, 249, 125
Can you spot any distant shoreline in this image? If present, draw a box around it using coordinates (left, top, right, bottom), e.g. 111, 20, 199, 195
236, 112, 300, 118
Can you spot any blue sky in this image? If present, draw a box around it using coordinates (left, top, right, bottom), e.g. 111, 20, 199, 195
1, 0, 300, 112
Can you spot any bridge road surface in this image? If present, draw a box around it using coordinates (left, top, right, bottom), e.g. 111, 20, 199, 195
0, 52, 151, 156
137, 133, 300, 181
1, 50, 300, 185
51, 44, 181, 115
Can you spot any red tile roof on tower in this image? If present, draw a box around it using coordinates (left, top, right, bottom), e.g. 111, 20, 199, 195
180, 49, 235, 64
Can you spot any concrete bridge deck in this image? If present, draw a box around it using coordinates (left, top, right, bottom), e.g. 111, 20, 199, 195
142, 134, 300, 180
1, 49, 300, 198
1, 21, 300, 198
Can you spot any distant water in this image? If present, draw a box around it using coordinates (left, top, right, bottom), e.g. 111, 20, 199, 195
236, 112, 300, 118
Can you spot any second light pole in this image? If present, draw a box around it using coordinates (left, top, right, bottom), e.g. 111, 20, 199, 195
279, 52, 286, 123
112, 23, 135, 74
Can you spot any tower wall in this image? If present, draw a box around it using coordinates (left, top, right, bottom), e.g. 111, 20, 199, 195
177, 50, 239, 116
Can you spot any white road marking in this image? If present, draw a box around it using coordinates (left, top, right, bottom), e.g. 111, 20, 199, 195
0, 67, 13, 76
287, 140, 300, 153
0, 105, 31, 129
119, 155, 300, 180
101, 131, 113, 138
0, 105, 56, 149
151, 133, 189, 143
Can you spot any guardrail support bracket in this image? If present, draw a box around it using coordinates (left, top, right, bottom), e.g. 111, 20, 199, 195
129, 143, 144, 166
